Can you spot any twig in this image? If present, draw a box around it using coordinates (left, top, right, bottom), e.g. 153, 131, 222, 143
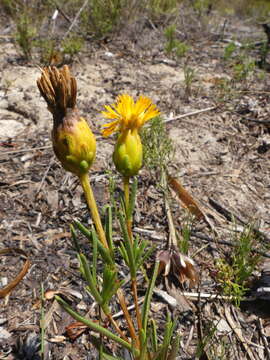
0, 145, 52, 157
48, 0, 72, 24
244, 118, 270, 125
133, 227, 164, 241
180, 291, 255, 302
164, 106, 217, 123
224, 305, 256, 360
35, 158, 55, 195
191, 232, 270, 258
257, 318, 270, 360
154, 287, 257, 305
208, 197, 246, 224
153, 288, 178, 307
63, 0, 88, 39
208, 197, 270, 242
165, 193, 178, 248
112, 298, 144, 319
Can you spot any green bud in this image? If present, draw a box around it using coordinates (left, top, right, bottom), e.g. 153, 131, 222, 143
113, 129, 142, 177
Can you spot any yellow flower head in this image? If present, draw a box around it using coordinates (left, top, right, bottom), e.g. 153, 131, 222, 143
101, 94, 160, 137
101, 94, 160, 177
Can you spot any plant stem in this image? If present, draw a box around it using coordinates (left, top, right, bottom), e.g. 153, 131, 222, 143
79, 173, 108, 249
123, 176, 142, 339
56, 296, 138, 355
117, 288, 140, 348
106, 312, 130, 343
132, 279, 142, 333
123, 176, 130, 209
123, 176, 133, 241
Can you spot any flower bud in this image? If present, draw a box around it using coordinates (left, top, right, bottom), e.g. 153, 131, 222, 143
37, 66, 96, 177
52, 109, 96, 176
113, 129, 142, 177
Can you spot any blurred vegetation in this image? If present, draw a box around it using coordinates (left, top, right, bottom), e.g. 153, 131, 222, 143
164, 24, 189, 57
0, 0, 270, 62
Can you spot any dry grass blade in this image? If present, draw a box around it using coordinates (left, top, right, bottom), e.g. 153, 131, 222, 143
224, 305, 256, 360
0, 248, 30, 298
168, 174, 205, 220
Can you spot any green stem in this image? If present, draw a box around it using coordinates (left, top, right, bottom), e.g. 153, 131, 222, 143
123, 176, 133, 241
79, 173, 108, 249
56, 296, 139, 355
132, 279, 142, 333
123, 176, 130, 211
123, 176, 142, 343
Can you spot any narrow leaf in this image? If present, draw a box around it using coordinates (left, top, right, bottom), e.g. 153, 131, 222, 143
168, 174, 205, 220
142, 261, 160, 331
79, 253, 102, 304
55, 296, 136, 354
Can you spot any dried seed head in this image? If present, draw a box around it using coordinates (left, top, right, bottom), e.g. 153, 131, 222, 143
37, 65, 77, 123
157, 248, 198, 287
37, 65, 96, 176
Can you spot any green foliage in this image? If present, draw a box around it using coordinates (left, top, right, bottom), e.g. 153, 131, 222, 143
216, 225, 260, 306
1, 0, 53, 60
164, 25, 189, 58
215, 77, 236, 103
62, 36, 84, 59
148, 0, 180, 15
141, 116, 174, 176
223, 42, 237, 61
59, 213, 174, 359
233, 58, 255, 81
15, 13, 37, 59
192, 0, 212, 16
183, 66, 196, 99
38, 39, 56, 65
81, 0, 129, 37
195, 321, 217, 358
222, 40, 257, 84
178, 214, 195, 254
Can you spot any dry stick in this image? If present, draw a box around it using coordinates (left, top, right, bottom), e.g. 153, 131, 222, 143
0, 248, 30, 298
208, 197, 270, 242
35, 158, 55, 195
106, 313, 130, 343
164, 106, 217, 123
49, 0, 73, 24
164, 194, 177, 249
113, 297, 144, 319
0, 145, 52, 157
244, 118, 270, 125
161, 170, 177, 249
257, 318, 270, 360
63, 0, 88, 39
191, 232, 270, 259
224, 305, 256, 360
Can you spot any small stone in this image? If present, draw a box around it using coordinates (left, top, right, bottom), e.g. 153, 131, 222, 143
0, 327, 11, 339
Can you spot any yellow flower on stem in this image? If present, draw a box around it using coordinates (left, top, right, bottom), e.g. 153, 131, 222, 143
101, 94, 160, 335
37, 66, 108, 249
101, 94, 160, 177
